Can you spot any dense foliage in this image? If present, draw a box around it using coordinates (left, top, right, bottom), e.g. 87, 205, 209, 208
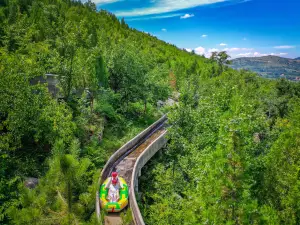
1, 0, 299, 225
140, 73, 300, 224
0, 0, 217, 224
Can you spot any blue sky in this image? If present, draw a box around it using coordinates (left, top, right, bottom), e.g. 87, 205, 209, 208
87, 0, 300, 58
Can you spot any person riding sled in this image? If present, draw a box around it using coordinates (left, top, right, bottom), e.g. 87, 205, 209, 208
105, 172, 123, 202
100, 171, 129, 212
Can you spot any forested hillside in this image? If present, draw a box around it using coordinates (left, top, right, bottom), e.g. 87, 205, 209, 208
231, 56, 300, 80
1, 0, 300, 225
0, 0, 214, 224
139, 71, 300, 224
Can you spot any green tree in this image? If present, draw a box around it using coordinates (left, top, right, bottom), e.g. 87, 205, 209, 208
95, 55, 109, 89
210, 51, 231, 74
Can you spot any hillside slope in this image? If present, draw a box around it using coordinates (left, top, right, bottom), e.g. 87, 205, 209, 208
0, 0, 215, 224
1, 1, 300, 225
231, 56, 300, 80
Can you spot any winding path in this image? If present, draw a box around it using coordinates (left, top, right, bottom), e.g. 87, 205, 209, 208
96, 116, 168, 225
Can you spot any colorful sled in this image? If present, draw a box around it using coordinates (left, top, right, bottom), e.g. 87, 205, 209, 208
99, 177, 128, 212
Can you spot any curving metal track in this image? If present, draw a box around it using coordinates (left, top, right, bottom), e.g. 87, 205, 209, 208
96, 116, 168, 225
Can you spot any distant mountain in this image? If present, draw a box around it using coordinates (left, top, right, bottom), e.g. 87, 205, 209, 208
295, 57, 300, 60
231, 56, 300, 80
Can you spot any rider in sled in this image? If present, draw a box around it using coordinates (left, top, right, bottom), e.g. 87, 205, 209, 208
105, 172, 123, 202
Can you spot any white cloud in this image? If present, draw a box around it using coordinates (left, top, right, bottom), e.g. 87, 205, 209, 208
237, 52, 252, 57
192, 46, 251, 58
115, 0, 225, 17
274, 45, 295, 49
202, 34, 208, 38
180, 13, 195, 19
224, 47, 234, 51
208, 48, 219, 52
254, 52, 267, 57
223, 47, 253, 52
162, 28, 167, 32
194, 46, 206, 55
126, 13, 181, 21
220, 43, 227, 46
242, 48, 253, 51
271, 52, 288, 56
184, 48, 193, 52
235, 52, 266, 57
235, 52, 288, 58
190, 45, 287, 59
192, 47, 221, 58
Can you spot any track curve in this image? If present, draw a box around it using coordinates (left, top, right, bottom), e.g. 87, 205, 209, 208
96, 116, 168, 225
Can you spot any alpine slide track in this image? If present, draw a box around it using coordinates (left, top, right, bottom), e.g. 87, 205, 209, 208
96, 115, 168, 225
